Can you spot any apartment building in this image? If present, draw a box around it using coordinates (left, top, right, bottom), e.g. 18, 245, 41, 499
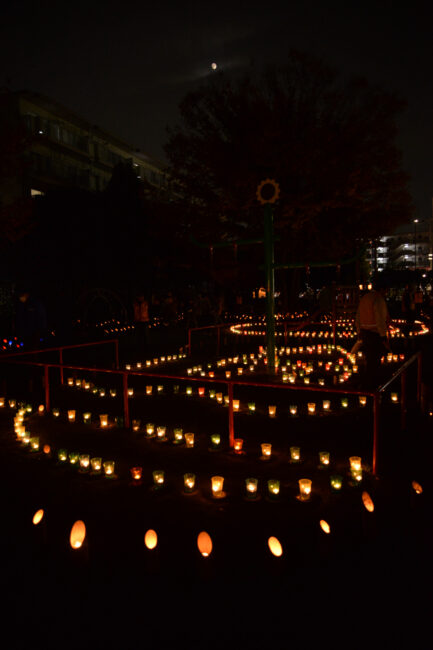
1, 90, 170, 201
366, 221, 433, 273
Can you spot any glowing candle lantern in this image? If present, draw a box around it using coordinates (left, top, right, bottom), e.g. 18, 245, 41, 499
109, 389, 116, 397
319, 451, 330, 467
187, 368, 192, 375
58, 449, 68, 463
69, 451, 79, 465
22, 433, 31, 446
341, 397, 349, 408
261, 443, 272, 460
83, 412, 91, 423
210, 434, 221, 449
237, 367, 243, 376
412, 481, 423, 494
184, 432, 195, 448
90, 457, 102, 473
268, 536, 283, 557
30, 437, 40, 452
43, 444, 51, 455
362, 491, 374, 512
99, 414, 108, 428
290, 446, 301, 463
320, 520, 331, 534
103, 461, 115, 477
225, 371, 231, 379
128, 388, 134, 397
26, 405, 32, 413
136, 362, 142, 369
130, 467, 142, 482
173, 428, 184, 444
132, 419, 141, 432
99, 389, 106, 398
38, 404, 44, 414
79, 454, 90, 471
67, 410, 76, 422
307, 402, 316, 415
211, 475, 225, 498
245, 478, 258, 497
216, 393, 223, 404
224, 396, 230, 406
289, 405, 298, 416
391, 392, 398, 403
248, 402, 256, 412
349, 456, 362, 472
268, 405, 277, 418
156, 426, 167, 441
298, 479, 312, 501
267, 479, 280, 497
186, 386, 193, 396
152, 470, 165, 486
144, 385, 153, 396
183, 473, 196, 493
209, 389, 216, 399
70, 520, 86, 549
351, 468, 363, 483
359, 396, 367, 406
146, 360, 151, 367
143, 423, 155, 438
0, 398, 4, 408
32, 509, 44, 525
208, 371, 215, 378
197, 531, 212, 557
8, 399, 16, 409
304, 377, 310, 385
233, 400, 240, 411
233, 438, 244, 453
84, 382, 91, 390
67, 378, 74, 387
198, 387, 205, 397
144, 529, 158, 550
75, 379, 82, 388
322, 400, 331, 411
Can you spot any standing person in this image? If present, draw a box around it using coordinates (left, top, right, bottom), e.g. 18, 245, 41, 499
133, 293, 150, 355
355, 277, 391, 388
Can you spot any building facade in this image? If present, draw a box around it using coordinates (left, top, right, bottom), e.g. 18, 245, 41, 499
0, 90, 170, 201
366, 221, 433, 274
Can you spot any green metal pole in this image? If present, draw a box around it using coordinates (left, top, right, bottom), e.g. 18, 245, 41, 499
264, 203, 275, 373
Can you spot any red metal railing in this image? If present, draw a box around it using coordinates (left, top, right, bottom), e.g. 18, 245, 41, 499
2, 350, 423, 476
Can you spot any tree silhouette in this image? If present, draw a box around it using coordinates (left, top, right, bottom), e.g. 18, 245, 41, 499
165, 51, 413, 264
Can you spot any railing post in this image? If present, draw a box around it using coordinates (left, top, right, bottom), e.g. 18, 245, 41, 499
122, 372, 130, 429
59, 349, 64, 385
372, 392, 380, 476
228, 382, 234, 448
401, 369, 407, 430
44, 365, 50, 413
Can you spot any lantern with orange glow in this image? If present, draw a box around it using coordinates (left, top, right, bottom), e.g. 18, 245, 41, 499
233, 438, 244, 454
290, 446, 301, 463
298, 479, 312, 501
67, 410, 76, 422
412, 481, 423, 494
58, 449, 68, 463
70, 520, 86, 549
144, 529, 158, 550
322, 400, 330, 412
211, 475, 225, 498
261, 443, 272, 460
132, 419, 141, 432
197, 531, 212, 557
319, 451, 330, 467
173, 428, 184, 444
245, 478, 258, 498
268, 405, 277, 418
233, 400, 240, 411
362, 491, 374, 512
79, 454, 90, 472
30, 437, 40, 452
183, 473, 196, 493
103, 461, 115, 477
268, 536, 283, 557
99, 414, 108, 428
184, 432, 194, 448
152, 470, 165, 487
32, 509, 44, 525
289, 405, 297, 416
359, 396, 367, 407
130, 467, 142, 483
320, 520, 331, 534
90, 457, 102, 473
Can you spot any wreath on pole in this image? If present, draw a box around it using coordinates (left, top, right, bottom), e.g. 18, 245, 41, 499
256, 179, 280, 205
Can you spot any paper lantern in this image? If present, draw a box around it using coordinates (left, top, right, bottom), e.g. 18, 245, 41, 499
130, 467, 142, 482
216, 393, 223, 404
267, 479, 280, 497
68, 451, 79, 465
132, 419, 141, 432
127, 388, 134, 397
32, 509, 44, 525
67, 378, 74, 387
197, 531, 212, 557
248, 402, 256, 412
173, 428, 183, 444
289, 405, 297, 416
341, 397, 349, 408
359, 396, 367, 406
109, 389, 116, 398
319, 451, 330, 467
99, 414, 108, 428
79, 454, 90, 471
362, 491, 374, 512
184, 432, 195, 448
245, 478, 258, 497
349, 456, 362, 471
268, 536, 283, 557
183, 473, 196, 493
268, 405, 277, 418
152, 470, 165, 486
391, 392, 398, 403
298, 479, 312, 501
70, 520, 86, 549
58, 449, 68, 462
290, 446, 301, 463
67, 410, 76, 422
412, 481, 423, 494
320, 520, 331, 534
103, 461, 115, 477
83, 412, 91, 423
99, 389, 106, 397
233, 400, 240, 411
261, 443, 272, 459
90, 457, 102, 473
211, 476, 224, 498
144, 529, 158, 550
233, 438, 244, 453
322, 400, 330, 411
38, 404, 44, 414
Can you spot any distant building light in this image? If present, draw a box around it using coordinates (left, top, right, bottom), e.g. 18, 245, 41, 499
38, 130, 44, 134
31, 189, 44, 196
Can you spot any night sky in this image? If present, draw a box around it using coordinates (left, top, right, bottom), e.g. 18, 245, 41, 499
1, 0, 432, 222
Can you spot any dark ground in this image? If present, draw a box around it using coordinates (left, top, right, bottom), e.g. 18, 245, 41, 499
0, 328, 432, 648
